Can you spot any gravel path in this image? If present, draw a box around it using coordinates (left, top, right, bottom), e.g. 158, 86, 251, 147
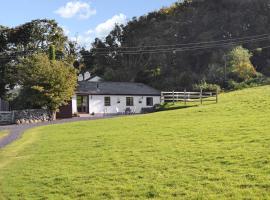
0, 115, 116, 149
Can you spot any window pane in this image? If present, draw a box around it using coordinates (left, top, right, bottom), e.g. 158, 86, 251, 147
126, 97, 134, 106
104, 97, 111, 106
147, 97, 153, 106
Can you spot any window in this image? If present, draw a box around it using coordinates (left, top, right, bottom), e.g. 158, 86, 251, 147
126, 97, 134, 106
146, 97, 153, 106
104, 97, 111, 106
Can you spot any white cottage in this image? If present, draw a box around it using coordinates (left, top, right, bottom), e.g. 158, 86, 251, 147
57, 81, 161, 118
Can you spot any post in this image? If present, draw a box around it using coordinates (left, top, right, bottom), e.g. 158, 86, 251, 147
216, 88, 218, 103
184, 89, 187, 105
11, 110, 15, 124
200, 88, 203, 105
223, 54, 227, 82
173, 91, 175, 104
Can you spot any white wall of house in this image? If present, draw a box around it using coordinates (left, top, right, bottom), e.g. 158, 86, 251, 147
72, 94, 160, 114
71, 95, 77, 113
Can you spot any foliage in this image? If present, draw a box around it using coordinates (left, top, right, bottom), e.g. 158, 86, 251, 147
227, 73, 270, 90
193, 80, 221, 92
80, 0, 270, 90
0, 19, 76, 98
48, 45, 56, 60
227, 46, 257, 81
15, 53, 77, 118
1, 86, 270, 199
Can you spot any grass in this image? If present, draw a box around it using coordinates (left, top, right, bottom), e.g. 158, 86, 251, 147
0, 130, 9, 141
0, 86, 270, 199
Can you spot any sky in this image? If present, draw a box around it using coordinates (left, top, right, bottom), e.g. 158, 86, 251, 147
0, 0, 177, 48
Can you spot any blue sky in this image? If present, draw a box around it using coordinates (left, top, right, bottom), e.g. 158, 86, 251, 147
0, 0, 177, 48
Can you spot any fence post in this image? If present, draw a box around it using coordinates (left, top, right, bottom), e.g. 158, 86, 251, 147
184, 89, 187, 105
200, 88, 203, 105
216, 88, 218, 103
173, 91, 175, 104
11, 110, 15, 123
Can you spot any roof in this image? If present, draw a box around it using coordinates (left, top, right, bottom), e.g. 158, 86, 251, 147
77, 81, 161, 96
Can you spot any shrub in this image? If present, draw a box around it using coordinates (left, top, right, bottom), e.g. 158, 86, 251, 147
227, 73, 270, 90
227, 46, 257, 81
193, 81, 221, 93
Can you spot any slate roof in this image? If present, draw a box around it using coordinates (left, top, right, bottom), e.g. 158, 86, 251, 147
77, 81, 161, 96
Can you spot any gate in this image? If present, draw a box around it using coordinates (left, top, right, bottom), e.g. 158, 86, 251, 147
0, 111, 14, 125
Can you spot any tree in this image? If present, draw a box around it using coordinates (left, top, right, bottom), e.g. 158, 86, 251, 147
227, 46, 257, 81
0, 19, 74, 98
49, 45, 56, 60
17, 53, 77, 120
80, 0, 270, 90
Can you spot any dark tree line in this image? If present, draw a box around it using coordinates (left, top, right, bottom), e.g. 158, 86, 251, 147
80, 0, 270, 90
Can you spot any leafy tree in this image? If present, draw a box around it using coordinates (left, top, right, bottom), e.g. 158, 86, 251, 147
49, 45, 56, 60
80, 0, 270, 90
16, 53, 77, 120
0, 19, 74, 98
228, 46, 257, 81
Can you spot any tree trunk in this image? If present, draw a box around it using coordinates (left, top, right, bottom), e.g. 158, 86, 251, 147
51, 110, 57, 121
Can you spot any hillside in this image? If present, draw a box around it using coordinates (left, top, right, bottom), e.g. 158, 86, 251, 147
83, 0, 270, 90
0, 86, 270, 199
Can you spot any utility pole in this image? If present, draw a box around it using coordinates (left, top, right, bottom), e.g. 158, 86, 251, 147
223, 54, 227, 82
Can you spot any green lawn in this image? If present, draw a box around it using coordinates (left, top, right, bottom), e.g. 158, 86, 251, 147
0, 130, 8, 141
0, 86, 270, 199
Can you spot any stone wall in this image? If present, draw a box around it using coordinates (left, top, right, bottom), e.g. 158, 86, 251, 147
0, 109, 51, 125
14, 109, 51, 124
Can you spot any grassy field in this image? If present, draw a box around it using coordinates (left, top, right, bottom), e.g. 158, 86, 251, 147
0, 130, 8, 141
0, 86, 270, 199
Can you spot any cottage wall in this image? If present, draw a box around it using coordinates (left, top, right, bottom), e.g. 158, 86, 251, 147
90, 95, 160, 114
72, 95, 160, 114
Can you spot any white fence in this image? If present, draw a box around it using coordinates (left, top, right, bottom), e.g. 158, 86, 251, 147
161, 89, 218, 104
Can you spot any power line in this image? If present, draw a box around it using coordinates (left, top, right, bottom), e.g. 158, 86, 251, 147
92, 33, 270, 51
0, 34, 269, 59
0, 33, 269, 56
90, 37, 270, 56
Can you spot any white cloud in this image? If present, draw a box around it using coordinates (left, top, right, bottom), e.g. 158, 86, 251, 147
94, 13, 127, 38
55, 1, 96, 19
70, 35, 94, 48
67, 14, 128, 49
61, 26, 70, 35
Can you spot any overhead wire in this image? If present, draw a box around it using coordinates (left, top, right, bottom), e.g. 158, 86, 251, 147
0, 33, 269, 59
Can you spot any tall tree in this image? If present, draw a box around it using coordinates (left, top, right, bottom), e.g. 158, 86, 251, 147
0, 19, 74, 98
81, 0, 270, 90
16, 53, 77, 120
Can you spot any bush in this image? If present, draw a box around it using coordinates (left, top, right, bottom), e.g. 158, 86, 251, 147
227, 73, 270, 90
193, 81, 221, 92
227, 46, 257, 81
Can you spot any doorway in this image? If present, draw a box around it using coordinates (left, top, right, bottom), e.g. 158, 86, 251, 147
77, 95, 89, 113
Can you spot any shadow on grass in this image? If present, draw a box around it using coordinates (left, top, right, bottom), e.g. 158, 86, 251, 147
156, 103, 199, 112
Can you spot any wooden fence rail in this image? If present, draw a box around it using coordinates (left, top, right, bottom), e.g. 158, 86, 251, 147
161, 89, 218, 104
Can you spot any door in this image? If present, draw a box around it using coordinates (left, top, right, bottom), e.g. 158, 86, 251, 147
77, 95, 89, 113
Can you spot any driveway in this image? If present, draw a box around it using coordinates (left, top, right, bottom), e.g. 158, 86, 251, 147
0, 114, 116, 149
